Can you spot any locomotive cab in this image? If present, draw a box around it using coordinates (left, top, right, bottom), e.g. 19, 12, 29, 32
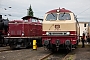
42, 8, 80, 51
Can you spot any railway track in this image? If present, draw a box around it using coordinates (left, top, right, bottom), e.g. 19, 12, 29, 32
62, 54, 76, 60
39, 53, 52, 60
40, 53, 68, 60
39, 49, 76, 60
0, 47, 76, 60
0, 47, 31, 53
40, 50, 70, 60
0, 46, 23, 52
0, 46, 11, 52
0, 49, 11, 52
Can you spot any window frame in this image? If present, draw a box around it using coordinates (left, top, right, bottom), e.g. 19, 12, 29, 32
58, 13, 71, 20
45, 13, 57, 21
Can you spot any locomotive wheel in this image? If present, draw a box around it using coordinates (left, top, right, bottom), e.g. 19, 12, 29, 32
37, 38, 42, 47
51, 45, 57, 52
25, 42, 31, 48
70, 44, 72, 51
74, 44, 77, 48
66, 44, 72, 52
76, 40, 79, 46
51, 48, 57, 52
10, 44, 16, 49
0, 39, 5, 46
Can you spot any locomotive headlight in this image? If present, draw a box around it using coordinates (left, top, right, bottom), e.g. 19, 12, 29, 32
22, 33, 24, 36
66, 32, 70, 35
57, 9, 60, 12
46, 32, 49, 35
8, 33, 10, 36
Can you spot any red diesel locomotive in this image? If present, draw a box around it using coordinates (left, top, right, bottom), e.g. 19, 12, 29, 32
42, 8, 80, 51
4, 16, 42, 49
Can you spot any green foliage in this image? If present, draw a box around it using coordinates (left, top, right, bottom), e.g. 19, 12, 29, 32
66, 55, 73, 60
7, 18, 8, 20
27, 5, 34, 16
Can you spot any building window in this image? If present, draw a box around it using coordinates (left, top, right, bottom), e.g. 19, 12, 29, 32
84, 23, 86, 27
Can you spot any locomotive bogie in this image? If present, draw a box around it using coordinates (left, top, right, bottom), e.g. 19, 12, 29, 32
42, 35, 77, 50
4, 37, 42, 49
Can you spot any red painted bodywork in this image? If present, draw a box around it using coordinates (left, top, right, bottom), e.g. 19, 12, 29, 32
8, 16, 42, 37
42, 31, 77, 45
47, 8, 72, 13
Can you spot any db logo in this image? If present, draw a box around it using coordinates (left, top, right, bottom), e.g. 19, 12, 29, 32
55, 25, 60, 30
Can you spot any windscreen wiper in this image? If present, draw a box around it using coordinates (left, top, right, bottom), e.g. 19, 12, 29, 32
62, 12, 65, 17
51, 13, 55, 17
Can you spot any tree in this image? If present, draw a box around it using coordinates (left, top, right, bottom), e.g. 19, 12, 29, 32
7, 18, 9, 20
27, 5, 34, 16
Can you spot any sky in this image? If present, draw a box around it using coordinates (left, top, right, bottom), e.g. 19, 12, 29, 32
0, 0, 90, 22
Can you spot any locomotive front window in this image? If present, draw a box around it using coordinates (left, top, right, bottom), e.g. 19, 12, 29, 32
59, 13, 71, 20
46, 13, 57, 21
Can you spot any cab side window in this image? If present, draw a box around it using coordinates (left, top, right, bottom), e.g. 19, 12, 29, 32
32, 18, 37, 22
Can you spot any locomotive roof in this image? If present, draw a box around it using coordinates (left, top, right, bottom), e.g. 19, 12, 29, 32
47, 8, 72, 13
22, 16, 43, 20
9, 20, 23, 23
